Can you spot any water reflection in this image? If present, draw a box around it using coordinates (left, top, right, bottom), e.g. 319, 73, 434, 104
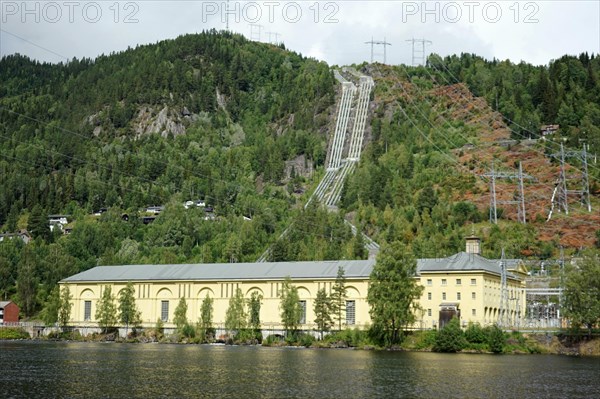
1, 341, 599, 398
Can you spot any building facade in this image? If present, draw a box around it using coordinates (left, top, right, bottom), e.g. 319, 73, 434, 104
60, 239, 527, 332
0, 301, 20, 324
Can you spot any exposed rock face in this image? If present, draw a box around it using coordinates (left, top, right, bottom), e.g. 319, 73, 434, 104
284, 154, 314, 180
132, 106, 197, 138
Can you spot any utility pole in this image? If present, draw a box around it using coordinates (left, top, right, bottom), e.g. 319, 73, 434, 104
548, 143, 592, 219
481, 161, 534, 224
364, 37, 392, 64
406, 38, 432, 66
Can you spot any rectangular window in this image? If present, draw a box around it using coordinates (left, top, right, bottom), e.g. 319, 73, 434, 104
161, 300, 169, 322
456, 279, 462, 285
457, 292, 461, 300
427, 292, 432, 300
346, 300, 356, 325
471, 278, 477, 285
472, 292, 476, 300
84, 301, 91, 321
441, 279, 447, 286
427, 309, 432, 317
472, 309, 476, 316
298, 301, 307, 324
442, 292, 446, 300
426, 279, 432, 286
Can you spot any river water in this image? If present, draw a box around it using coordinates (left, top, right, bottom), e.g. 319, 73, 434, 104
1, 341, 599, 398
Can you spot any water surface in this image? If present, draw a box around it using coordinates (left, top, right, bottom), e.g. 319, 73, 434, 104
1, 341, 599, 398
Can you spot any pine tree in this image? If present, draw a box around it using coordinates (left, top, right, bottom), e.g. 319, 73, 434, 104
27, 204, 50, 241
6, 203, 20, 232
330, 266, 347, 331
16, 246, 39, 317
313, 288, 333, 339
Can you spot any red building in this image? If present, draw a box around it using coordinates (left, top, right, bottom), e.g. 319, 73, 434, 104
0, 301, 19, 323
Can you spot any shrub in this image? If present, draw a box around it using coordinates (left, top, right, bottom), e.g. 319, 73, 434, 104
0, 327, 30, 340
325, 328, 370, 347
464, 322, 487, 344
299, 333, 315, 348
433, 318, 466, 353
181, 323, 196, 339
234, 329, 261, 344
412, 330, 438, 350
485, 324, 506, 354
263, 334, 284, 347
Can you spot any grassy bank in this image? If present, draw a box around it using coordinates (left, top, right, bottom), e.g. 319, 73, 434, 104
3, 326, 600, 356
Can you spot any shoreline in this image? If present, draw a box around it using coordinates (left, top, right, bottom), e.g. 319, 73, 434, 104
2, 331, 599, 357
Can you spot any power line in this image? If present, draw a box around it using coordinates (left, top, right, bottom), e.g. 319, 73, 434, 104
428, 59, 600, 177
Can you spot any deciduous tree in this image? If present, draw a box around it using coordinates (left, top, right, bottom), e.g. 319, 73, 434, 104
248, 290, 262, 331
198, 293, 214, 342
118, 282, 141, 336
58, 285, 73, 330
367, 241, 423, 346
563, 250, 600, 336
225, 288, 247, 335
279, 277, 301, 337
95, 286, 118, 334
173, 297, 189, 333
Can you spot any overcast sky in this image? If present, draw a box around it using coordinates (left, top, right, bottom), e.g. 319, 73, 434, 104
0, 1, 599, 66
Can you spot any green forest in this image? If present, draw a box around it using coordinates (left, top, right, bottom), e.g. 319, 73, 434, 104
1, 31, 599, 319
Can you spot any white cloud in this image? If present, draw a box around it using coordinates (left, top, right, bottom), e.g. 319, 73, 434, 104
0, 1, 598, 66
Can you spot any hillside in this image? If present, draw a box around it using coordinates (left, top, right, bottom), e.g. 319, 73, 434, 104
1, 32, 599, 318
341, 61, 600, 258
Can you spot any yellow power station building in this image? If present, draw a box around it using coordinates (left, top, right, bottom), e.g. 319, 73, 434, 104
60, 237, 527, 333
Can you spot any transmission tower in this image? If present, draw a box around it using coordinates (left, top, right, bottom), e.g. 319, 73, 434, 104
548, 143, 592, 219
265, 31, 281, 44
225, 0, 230, 30
364, 37, 392, 64
481, 161, 534, 224
249, 24, 263, 42
406, 38, 432, 66
498, 249, 509, 328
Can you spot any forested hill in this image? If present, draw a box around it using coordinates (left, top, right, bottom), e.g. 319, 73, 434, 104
0, 30, 335, 215
1, 30, 599, 319
0, 31, 360, 317
341, 54, 600, 260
